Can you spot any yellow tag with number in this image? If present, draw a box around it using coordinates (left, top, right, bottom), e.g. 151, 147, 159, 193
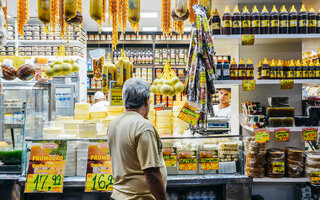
25, 174, 64, 193
310, 172, 320, 184
241, 35, 255, 45
255, 129, 270, 143
303, 128, 318, 141
274, 128, 290, 142
85, 173, 114, 192
280, 80, 294, 90
243, 80, 256, 91
178, 102, 201, 126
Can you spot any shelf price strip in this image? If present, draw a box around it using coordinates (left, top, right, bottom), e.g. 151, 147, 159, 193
280, 80, 294, 90
85, 140, 114, 192
241, 35, 255, 45
242, 80, 256, 91
303, 128, 318, 141
178, 102, 201, 126
310, 172, 320, 184
25, 140, 67, 193
274, 128, 290, 142
254, 129, 270, 143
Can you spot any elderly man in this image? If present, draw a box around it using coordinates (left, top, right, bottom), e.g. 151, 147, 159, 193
107, 78, 167, 200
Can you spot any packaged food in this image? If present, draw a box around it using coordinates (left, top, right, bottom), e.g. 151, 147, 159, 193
246, 167, 265, 178
93, 56, 104, 80
37, 0, 50, 26
267, 107, 295, 118
267, 148, 285, 178
16, 64, 36, 81
1, 64, 17, 80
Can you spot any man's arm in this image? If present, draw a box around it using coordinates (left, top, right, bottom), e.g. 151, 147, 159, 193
143, 167, 167, 200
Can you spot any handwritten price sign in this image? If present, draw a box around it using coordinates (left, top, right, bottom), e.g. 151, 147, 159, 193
274, 128, 290, 142
241, 35, 255, 45
85, 173, 114, 192
178, 102, 201, 126
242, 80, 256, 91
303, 128, 318, 141
25, 174, 63, 193
255, 129, 270, 143
310, 172, 320, 184
280, 80, 294, 90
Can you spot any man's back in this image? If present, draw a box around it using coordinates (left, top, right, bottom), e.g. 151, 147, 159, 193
108, 111, 166, 200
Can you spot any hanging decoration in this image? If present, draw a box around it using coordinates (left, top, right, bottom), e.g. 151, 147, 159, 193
171, 0, 189, 35
17, 0, 29, 36
90, 0, 106, 32
173, 20, 184, 35
161, 0, 172, 35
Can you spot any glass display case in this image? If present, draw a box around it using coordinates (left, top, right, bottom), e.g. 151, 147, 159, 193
55, 84, 75, 117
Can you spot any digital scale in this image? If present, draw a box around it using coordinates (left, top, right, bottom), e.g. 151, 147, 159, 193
206, 117, 230, 132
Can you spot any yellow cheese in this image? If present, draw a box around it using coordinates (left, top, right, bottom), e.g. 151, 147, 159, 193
79, 123, 96, 130
78, 130, 97, 138
173, 101, 186, 107
107, 106, 124, 112
90, 111, 108, 119
156, 128, 172, 135
96, 133, 107, 138
75, 103, 91, 110
74, 114, 90, 121
156, 117, 172, 123
157, 110, 172, 117
56, 116, 74, 121
63, 121, 80, 130
148, 109, 156, 116
54, 121, 64, 128
74, 109, 91, 115
173, 117, 187, 124
43, 127, 63, 135
156, 123, 172, 129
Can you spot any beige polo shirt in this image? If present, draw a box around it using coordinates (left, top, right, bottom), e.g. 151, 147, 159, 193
107, 111, 167, 200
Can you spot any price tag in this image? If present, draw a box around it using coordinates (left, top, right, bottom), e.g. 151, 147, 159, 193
280, 80, 294, 90
242, 80, 256, 91
310, 172, 320, 184
25, 140, 67, 193
200, 150, 219, 170
178, 102, 201, 126
254, 129, 270, 143
25, 174, 64, 193
85, 173, 114, 192
241, 35, 255, 45
274, 128, 290, 142
109, 81, 123, 106
272, 162, 285, 175
163, 147, 177, 167
85, 140, 114, 192
178, 150, 197, 171
303, 128, 318, 141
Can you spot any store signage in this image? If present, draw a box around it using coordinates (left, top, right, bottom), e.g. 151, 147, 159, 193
280, 79, 294, 90
200, 150, 219, 170
303, 128, 318, 141
85, 140, 114, 192
25, 140, 67, 193
242, 80, 256, 91
109, 81, 123, 106
310, 172, 320, 184
178, 101, 201, 126
163, 147, 177, 167
178, 150, 197, 171
274, 128, 290, 142
254, 129, 270, 143
241, 35, 255, 45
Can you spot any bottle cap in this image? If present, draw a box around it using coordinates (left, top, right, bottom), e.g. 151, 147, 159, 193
296, 59, 301, 66
242, 5, 249, 13
271, 59, 276, 66
271, 5, 278, 13
233, 5, 240, 13
246, 57, 253, 64
316, 59, 320, 66
224, 5, 231, 13
263, 57, 268, 64
309, 59, 314, 66
231, 58, 237, 64
308, 6, 316, 13
301, 59, 307, 66
300, 4, 307, 12
258, 61, 262, 66
289, 60, 295, 67
252, 5, 259, 13
290, 5, 297, 13
277, 59, 282, 67
262, 5, 268, 13
280, 5, 288, 13
214, 8, 219, 15
223, 56, 229, 62
218, 56, 223, 62
239, 58, 245, 64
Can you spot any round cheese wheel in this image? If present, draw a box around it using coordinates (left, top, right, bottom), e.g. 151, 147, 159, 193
1, 64, 17, 80
17, 64, 35, 81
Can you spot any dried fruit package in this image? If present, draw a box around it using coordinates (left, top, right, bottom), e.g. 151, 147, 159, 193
93, 56, 104, 81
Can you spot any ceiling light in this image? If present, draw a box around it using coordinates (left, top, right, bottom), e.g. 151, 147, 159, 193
184, 26, 192, 32
141, 12, 158, 18
142, 27, 157, 31
102, 27, 112, 32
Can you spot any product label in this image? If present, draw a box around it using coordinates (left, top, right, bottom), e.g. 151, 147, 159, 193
309, 20, 316, 27
230, 69, 238, 78
246, 70, 254, 78
316, 69, 320, 78
163, 147, 177, 167
241, 34, 255, 45
317, 20, 320, 27
254, 129, 270, 143
280, 79, 294, 90
200, 150, 219, 170
233, 20, 241, 28
243, 80, 256, 91
261, 69, 269, 77
261, 20, 269, 27
272, 162, 285, 175
178, 102, 201, 126
223, 69, 230, 76
303, 127, 318, 141
271, 20, 279, 27
85, 140, 114, 192
109, 81, 123, 106
296, 70, 303, 78
242, 20, 250, 27
239, 69, 247, 77
309, 70, 315, 78
178, 151, 197, 171
299, 19, 308, 27
252, 20, 260, 27
212, 22, 220, 30
274, 128, 290, 142
25, 140, 67, 193
310, 172, 320, 184
269, 70, 276, 78
223, 20, 232, 27
280, 20, 288, 27
290, 20, 297, 27
303, 70, 309, 78
287, 71, 295, 78
277, 70, 284, 78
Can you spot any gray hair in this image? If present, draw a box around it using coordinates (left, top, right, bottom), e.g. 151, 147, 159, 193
122, 78, 150, 109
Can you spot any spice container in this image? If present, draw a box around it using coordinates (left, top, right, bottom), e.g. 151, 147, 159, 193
95, 35, 100, 40
100, 35, 106, 40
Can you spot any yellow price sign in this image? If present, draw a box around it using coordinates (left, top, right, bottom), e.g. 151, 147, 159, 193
274, 128, 290, 142
242, 80, 256, 91
110, 81, 123, 106
25, 174, 63, 193
272, 162, 285, 175
310, 172, 320, 184
280, 79, 294, 90
241, 35, 255, 45
303, 128, 318, 141
200, 158, 219, 170
164, 155, 177, 167
178, 102, 201, 126
85, 173, 114, 192
255, 129, 270, 143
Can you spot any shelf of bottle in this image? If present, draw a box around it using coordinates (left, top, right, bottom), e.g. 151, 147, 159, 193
155, 40, 190, 45
214, 34, 320, 40
241, 124, 320, 133
155, 65, 187, 69
17, 40, 86, 47
214, 79, 320, 85
87, 40, 153, 45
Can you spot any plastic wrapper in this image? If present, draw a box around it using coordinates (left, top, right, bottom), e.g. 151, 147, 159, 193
38, 0, 50, 25
267, 148, 285, 178
246, 167, 265, 178
1, 64, 16, 80
202, 16, 215, 55
246, 153, 266, 168
268, 117, 294, 127
248, 140, 266, 155
195, 15, 203, 55
267, 107, 295, 118
93, 56, 104, 80
173, 0, 188, 17
286, 147, 304, 178
65, 0, 78, 20
187, 46, 198, 101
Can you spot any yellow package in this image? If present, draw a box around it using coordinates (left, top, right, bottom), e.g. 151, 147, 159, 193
90, 0, 103, 21
64, 0, 78, 19
38, 0, 50, 25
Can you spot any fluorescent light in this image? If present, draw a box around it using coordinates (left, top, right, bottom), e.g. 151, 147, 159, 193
141, 12, 158, 18
102, 27, 112, 32
184, 26, 192, 32
142, 27, 157, 31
